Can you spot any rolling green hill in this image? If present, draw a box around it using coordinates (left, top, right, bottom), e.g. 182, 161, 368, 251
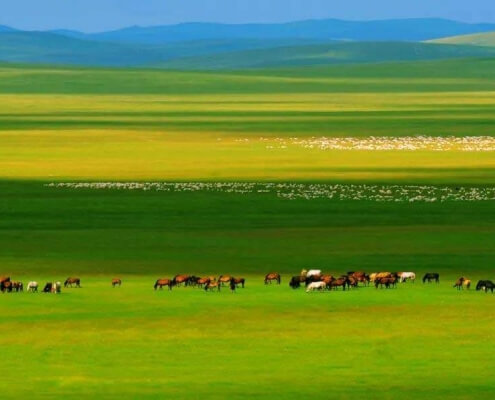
0, 32, 326, 67
155, 41, 495, 70
429, 31, 495, 47
2, 30, 495, 69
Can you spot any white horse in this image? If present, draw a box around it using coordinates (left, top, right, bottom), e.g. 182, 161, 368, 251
27, 281, 38, 292
306, 270, 322, 278
51, 282, 61, 294
306, 282, 326, 293
400, 272, 416, 283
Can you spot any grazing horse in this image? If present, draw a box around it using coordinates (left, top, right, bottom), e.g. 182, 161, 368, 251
154, 279, 173, 291
205, 282, 221, 292
112, 278, 122, 287
289, 276, 301, 289
195, 277, 211, 288
305, 274, 323, 287
43, 283, 53, 293
172, 275, 190, 287
454, 277, 466, 290
12, 281, 23, 292
265, 273, 281, 285
320, 275, 335, 285
476, 280, 495, 293
375, 276, 397, 289
329, 276, 348, 291
349, 272, 369, 286
231, 277, 245, 288
306, 270, 322, 278
27, 281, 38, 292
306, 282, 326, 293
64, 277, 81, 288
423, 273, 440, 284
218, 275, 233, 286
52, 282, 62, 293
229, 278, 237, 293
464, 279, 471, 290
399, 272, 416, 283
1, 280, 13, 293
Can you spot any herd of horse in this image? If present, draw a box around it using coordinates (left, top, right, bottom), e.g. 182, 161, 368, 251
154, 275, 247, 292
2, 272, 495, 294
0, 277, 81, 293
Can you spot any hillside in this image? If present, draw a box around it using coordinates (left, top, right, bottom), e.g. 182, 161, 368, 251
429, 31, 495, 47
0, 32, 325, 66
155, 41, 495, 70
55, 18, 495, 44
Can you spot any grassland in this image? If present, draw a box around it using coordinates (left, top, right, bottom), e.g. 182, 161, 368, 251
1, 59, 495, 399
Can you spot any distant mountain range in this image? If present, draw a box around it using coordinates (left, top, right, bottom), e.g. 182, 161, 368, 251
47, 18, 495, 44
1, 18, 495, 69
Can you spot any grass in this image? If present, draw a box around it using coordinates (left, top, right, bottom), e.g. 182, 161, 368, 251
1, 59, 495, 398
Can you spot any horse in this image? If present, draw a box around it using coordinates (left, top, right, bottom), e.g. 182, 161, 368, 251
52, 282, 62, 294
112, 278, 122, 287
399, 272, 416, 283
1, 280, 13, 293
172, 275, 190, 287
423, 273, 440, 284
329, 276, 348, 291
218, 275, 233, 286
265, 273, 281, 285
205, 282, 221, 292
154, 279, 173, 291
306, 282, 326, 293
349, 272, 370, 286
43, 283, 53, 293
454, 277, 466, 290
306, 270, 322, 278
476, 280, 495, 293
12, 281, 23, 292
196, 277, 211, 288
231, 277, 245, 288
289, 276, 301, 289
64, 277, 81, 288
320, 275, 335, 285
464, 279, 471, 290
229, 278, 237, 293
305, 274, 323, 287
27, 281, 38, 292
375, 276, 397, 289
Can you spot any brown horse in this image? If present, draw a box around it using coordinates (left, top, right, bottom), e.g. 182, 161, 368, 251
64, 277, 81, 288
375, 276, 397, 289
320, 275, 335, 285
231, 277, 245, 288
349, 272, 370, 286
218, 275, 233, 286
112, 278, 122, 287
172, 275, 190, 287
329, 276, 348, 291
205, 282, 221, 292
195, 277, 211, 288
265, 273, 281, 285
154, 279, 173, 291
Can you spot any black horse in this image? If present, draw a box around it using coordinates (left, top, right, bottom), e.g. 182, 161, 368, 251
423, 273, 440, 284
43, 283, 53, 293
476, 280, 495, 293
289, 276, 301, 289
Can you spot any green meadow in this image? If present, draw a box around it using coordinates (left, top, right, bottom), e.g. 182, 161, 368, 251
1, 59, 495, 399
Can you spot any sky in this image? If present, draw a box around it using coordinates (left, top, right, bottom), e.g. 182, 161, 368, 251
1, 0, 495, 32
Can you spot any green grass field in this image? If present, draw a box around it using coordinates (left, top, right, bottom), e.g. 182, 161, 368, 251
1, 59, 495, 399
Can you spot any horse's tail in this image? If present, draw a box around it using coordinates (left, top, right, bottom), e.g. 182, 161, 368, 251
277, 275, 281, 284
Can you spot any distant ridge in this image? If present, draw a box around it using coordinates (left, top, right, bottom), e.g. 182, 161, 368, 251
0, 25, 16, 33
57, 18, 495, 44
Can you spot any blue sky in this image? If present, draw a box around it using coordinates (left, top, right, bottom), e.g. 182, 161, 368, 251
1, 0, 495, 32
